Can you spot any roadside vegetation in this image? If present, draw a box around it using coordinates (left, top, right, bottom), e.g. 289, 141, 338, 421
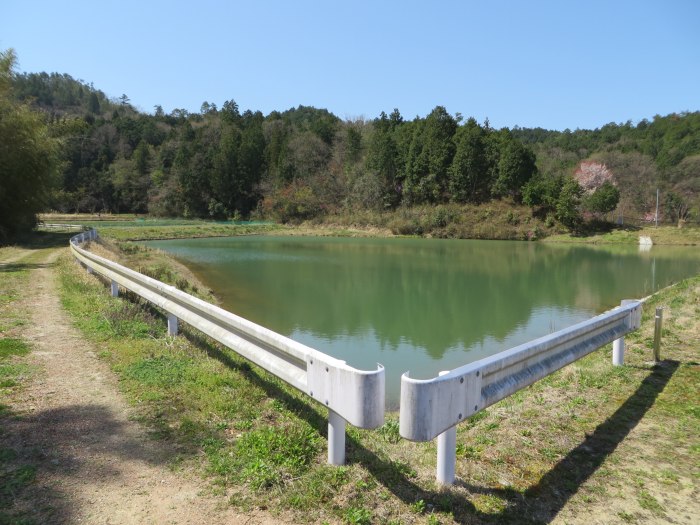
0, 248, 34, 400
48, 236, 698, 524
0, 239, 72, 524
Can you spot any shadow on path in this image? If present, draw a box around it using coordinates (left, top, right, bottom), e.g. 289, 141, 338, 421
0, 261, 56, 273
9, 231, 75, 250
0, 402, 180, 524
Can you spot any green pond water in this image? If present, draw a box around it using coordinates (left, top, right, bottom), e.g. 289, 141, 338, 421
144, 236, 700, 407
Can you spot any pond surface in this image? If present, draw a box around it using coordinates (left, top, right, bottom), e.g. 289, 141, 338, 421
144, 236, 700, 407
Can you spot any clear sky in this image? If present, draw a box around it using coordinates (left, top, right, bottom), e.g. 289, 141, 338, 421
2, 0, 698, 130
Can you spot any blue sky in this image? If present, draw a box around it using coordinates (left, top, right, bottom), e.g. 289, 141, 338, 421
2, 0, 698, 130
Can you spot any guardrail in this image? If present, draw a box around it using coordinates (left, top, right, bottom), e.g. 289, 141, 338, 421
39, 222, 87, 232
399, 299, 643, 484
72, 228, 654, 481
70, 229, 385, 465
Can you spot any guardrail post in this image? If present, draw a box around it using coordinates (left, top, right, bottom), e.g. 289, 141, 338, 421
167, 314, 178, 336
437, 425, 457, 485
612, 337, 624, 366
613, 299, 639, 366
653, 307, 663, 362
436, 371, 457, 485
328, 410, 346, 465
86, 265, 94, 274
110, 280, 119, 298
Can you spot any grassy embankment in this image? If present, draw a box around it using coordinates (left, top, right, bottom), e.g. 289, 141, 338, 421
40, 209, 700, 245
545, 225, 700, 246
34, 224, 697, 524
309, 202, 560, 240
40, 201, 562, 242
39, 215, 388, 242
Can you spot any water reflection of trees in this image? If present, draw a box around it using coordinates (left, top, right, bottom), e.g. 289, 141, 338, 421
158, 238, 700, 360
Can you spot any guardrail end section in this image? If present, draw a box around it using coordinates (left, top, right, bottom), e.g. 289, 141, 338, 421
621, 299, 643, 330
306, 359, 385, 429
399, 368, 482, 442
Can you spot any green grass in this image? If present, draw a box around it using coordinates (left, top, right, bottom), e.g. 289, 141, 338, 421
637, 489, 665, 513
0, 247, 40, 525
0, 339, 30, 359
122, 355, 195, 386
0, 463, 37, 521
94, 222, 279, 242
0, 363, 32, 388
544, 224, 700, 245
343, 506, 372, 525
49, 236, 700, 524
205, 423, 321, 490
0, 252, 34, 394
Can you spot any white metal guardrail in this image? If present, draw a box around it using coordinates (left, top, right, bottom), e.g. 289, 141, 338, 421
39, 222, 87, 231
400, 300, 643, 484
70, 229, 385, 465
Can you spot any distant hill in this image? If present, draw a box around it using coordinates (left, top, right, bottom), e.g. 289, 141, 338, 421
12, 70, 700, 227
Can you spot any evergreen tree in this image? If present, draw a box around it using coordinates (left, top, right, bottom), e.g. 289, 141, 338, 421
492, 136, 537, 200
210, 125, 241, 217
403, 106, 457, 204
582, 181, 620, 216
367, 112, 400, 207
88, 92, 100, 114
556, 177, 583, 230
237, 121, 266, 215
448, 118, 489, 202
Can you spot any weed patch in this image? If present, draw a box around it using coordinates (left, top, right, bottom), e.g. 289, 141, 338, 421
208, 424, 321, 490
0, 364, 31, 389
0, 339, 30, 359
122, 356, 194, 387
343, 506, 372, 525
376, 418, 400, 444
104, 301, 160, 338
0, 463, 36, 517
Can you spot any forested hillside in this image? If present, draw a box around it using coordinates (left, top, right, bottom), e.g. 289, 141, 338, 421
512, 114, 700, 224
10, 69, 700, 230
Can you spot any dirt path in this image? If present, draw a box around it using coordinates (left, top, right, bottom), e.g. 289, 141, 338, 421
2, 248, 278, 524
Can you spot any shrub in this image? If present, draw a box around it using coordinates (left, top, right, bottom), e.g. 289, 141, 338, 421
262, 181, 324, 223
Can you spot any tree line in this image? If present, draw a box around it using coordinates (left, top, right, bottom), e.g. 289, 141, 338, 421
2, 50, 700, 241
10, 72, 542, 222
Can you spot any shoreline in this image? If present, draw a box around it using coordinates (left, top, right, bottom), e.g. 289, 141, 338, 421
38, 211, 700, 246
